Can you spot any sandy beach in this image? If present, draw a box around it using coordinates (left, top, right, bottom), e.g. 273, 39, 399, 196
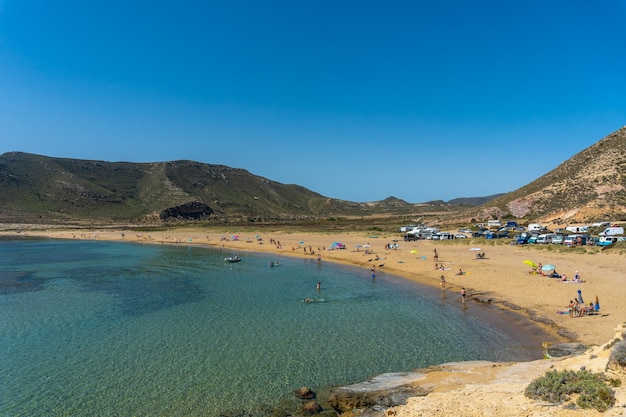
12, 226, 622, 346
4, 225, 625, 415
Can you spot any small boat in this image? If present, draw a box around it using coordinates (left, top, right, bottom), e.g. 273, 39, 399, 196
224, 255, 241, 263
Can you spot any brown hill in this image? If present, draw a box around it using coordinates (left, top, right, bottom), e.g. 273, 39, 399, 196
0, 152, 459, 224
474, 126, 626, 225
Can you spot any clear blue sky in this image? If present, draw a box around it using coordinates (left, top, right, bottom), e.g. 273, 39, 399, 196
1, 1, 625, 203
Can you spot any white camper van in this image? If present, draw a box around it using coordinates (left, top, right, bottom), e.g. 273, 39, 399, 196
566, 226, 589, 233
599, 226, 624, 236
527, 224, 543, 232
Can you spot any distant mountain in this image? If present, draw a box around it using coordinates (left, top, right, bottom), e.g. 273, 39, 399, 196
0, 152, 444, 224
474, 126, 626, 224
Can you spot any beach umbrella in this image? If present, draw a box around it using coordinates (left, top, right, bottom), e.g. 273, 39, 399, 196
363, 244, 370, 248
595, 295, 600, 311
523, 260, 538, 268
541, 264, 556, 271
409, 250, 418, 254
469, 247, 482, 251
577, 289, 584, 304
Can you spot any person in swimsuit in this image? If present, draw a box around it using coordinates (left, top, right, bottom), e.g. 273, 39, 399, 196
461, 287, 466, 302
440, 275, 446, 289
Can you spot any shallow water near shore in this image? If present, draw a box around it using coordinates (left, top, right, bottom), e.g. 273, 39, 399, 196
0, 238, 554, 416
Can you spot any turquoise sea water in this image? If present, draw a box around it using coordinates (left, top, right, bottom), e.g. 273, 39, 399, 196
1, 238, 549, 416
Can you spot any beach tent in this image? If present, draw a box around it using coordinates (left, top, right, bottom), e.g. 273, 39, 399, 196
330, 242, 345, 250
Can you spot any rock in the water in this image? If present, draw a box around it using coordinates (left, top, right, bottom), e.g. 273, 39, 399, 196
294, 386, 316, 399
302, 400, 321, 414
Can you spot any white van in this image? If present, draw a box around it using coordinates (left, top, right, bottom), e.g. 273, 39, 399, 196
432, 232, 453, 240
592, 221, 610, 228
487, 220, 501, 228
536, 233, 555, 244
566, 226, 589, 233
599, 226, 624, 236
527, 223, 543, 232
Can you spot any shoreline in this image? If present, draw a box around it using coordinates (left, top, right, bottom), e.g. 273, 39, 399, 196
3, 225, 622, 346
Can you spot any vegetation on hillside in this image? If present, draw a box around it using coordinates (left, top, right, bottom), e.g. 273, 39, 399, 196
2, 126, 624, 225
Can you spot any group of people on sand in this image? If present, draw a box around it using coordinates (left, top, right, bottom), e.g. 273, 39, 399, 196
560, 271, 583, 283
526, 262, 584, 283
567, 299, 595, 317
433, 263, 449, 271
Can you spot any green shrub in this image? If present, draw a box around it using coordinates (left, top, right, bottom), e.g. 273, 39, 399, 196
525, 369, 615, 412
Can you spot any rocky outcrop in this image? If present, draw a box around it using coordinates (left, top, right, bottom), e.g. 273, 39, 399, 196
546, 342, 587, 358
328, 342, 594, 415
159, 201, 213, 220
328, 371, 430, 414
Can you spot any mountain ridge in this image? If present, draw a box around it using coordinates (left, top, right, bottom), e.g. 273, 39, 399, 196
1, 126, 624, 225
0, 152, 472, 224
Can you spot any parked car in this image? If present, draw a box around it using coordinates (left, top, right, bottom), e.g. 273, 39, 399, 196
598, 236, 624, 246
536, 233, 556, 244
472, 229, 488, 238
551, 235, 564, 244
564, 234, 589, 246
485, 231, 510, 239
454, 233, 467, 239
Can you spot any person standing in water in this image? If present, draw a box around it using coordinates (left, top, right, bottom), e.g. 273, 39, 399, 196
440, 275, 446, 290
461, 287, 467, 303
316, 282, 321, 291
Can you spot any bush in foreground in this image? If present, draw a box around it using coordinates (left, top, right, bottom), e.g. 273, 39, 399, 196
524, 369, 615, 412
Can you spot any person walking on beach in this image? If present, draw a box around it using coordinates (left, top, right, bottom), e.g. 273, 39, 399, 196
433, 248, 439, 262
440, 275, 446, 290
461, 287, 466, 303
